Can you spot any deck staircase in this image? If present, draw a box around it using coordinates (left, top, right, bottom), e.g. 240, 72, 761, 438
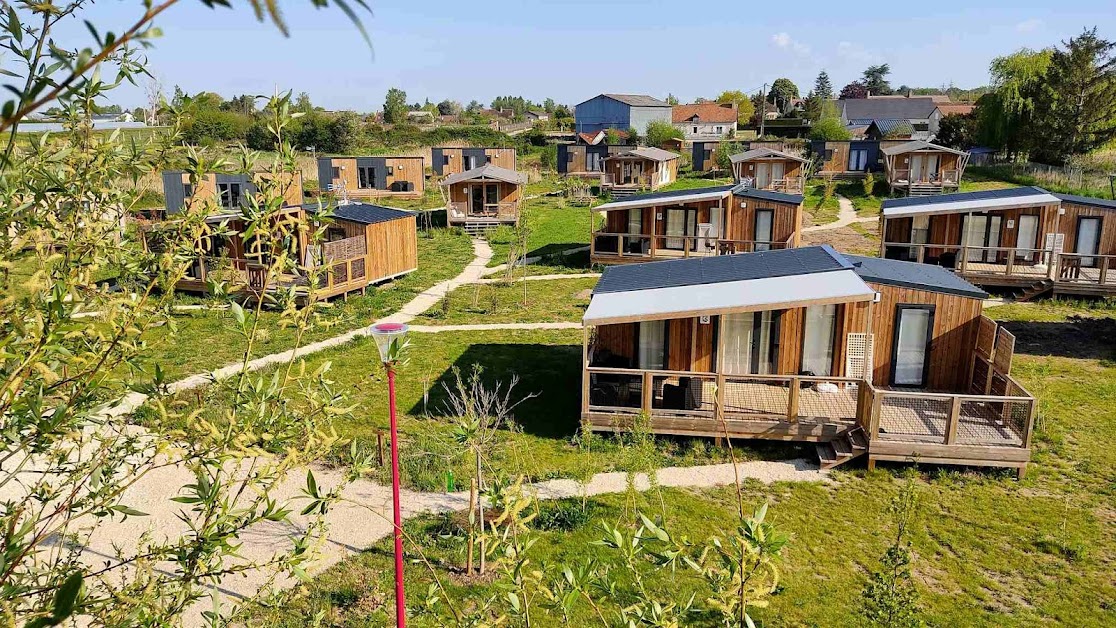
815, 426, 869, 470
1016, 278, 1054, 302
907, 183, 943, 197
607, 187, 642, 200
460, 220, 503, 236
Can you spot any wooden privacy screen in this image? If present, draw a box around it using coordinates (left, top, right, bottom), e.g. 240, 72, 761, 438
969, 315, 1018, 394
322, 235, 367, 262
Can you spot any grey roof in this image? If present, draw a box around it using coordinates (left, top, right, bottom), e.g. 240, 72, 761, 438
603, 146, 679, 162
881, 140, 967, 156
441, 163, 527, 186
332, 203, 413, 225
729, 147, 808, 164
602, 93, 672, 108
733, 186, 804, 205
599, 184, 735, 207
840, 98, 939, 121
594, 246, 850, 294
867, 119, 915, 137
846, 255, 988, 299
1051, 192, 1116, 210
881, 186, 1049, 210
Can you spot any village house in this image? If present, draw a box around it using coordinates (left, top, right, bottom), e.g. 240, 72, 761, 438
582, 246, 1035, 476
431, 147, 517, 177
589, 183, 802, 264
838, 96, 942, 140
672, 102, 737, 140
879, 187, 1116, 299
316, 156, 425, 200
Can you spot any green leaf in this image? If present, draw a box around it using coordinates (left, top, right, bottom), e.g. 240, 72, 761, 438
27, 572, 83, 627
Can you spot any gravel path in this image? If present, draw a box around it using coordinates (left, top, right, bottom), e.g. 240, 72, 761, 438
803, 195, 876, 233
471, 272, 600, 284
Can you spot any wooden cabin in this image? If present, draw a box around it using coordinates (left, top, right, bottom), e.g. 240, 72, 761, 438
431, 147, 516, 177
589, 184, 803, 265
690, 140, 723, 172
557, 143, 633, 179
600, 147, 679, 195
316, 156, 424, 200
161, 171, 303, 214
729, 148, 808, 194
141, 202, 417, 302
441, 163, 527, 233
809, 140, 881, 178
582, 246, 1036, 475
880, 187, 1116, 298
881, 141, 969, 196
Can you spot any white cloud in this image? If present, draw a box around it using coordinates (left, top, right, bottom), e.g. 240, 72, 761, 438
771, 32, 811, 56
1016, 18, 1043, 33
836, 41, 878, 65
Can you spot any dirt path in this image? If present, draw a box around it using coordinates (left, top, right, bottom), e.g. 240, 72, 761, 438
803, 195, 876, 233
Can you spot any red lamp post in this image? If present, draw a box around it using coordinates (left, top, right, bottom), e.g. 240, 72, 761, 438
370, 322, 409, 628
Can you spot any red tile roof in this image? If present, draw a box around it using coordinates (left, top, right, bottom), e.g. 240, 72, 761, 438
937, 103, 976, 116
672, 103, 738, 124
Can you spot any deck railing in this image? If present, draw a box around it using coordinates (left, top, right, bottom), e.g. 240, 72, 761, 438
890, 168, 961, 186
590, 232, 791, 260
768, 177, 805, 194
602, 173, 653, 188
863, 384, 1034, 449
883, 241, 1116, 287
447, 201, 519, 222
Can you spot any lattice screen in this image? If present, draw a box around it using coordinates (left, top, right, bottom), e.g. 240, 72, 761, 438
845, 333, 874, 382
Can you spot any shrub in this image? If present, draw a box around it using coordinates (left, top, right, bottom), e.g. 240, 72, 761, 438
645, 120, 683, 148
862, 172, 876, 197
808, 116, 852, 141
533, 499, 595, 531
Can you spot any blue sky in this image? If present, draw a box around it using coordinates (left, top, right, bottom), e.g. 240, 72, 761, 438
62, 0, 1113, 110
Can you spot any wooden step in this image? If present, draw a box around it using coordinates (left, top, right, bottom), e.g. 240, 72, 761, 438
848, 427, 869, 451
832, 437, 853, 457
815, 428, 869, 470
815, 442, 838, 467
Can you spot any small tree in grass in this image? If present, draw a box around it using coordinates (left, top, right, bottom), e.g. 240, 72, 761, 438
863, 171, 877, 197
861, 474, 925, 628
645, 120, 683, 148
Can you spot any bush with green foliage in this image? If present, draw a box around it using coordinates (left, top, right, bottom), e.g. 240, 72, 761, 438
809, 116, 852, 141
645, 119, 683, 147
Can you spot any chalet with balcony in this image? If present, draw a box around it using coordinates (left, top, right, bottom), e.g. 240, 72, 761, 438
582, 246, 1036, 475
431, 147, 516, 177
140, 201, 417, 303
441, 163, 527, 232
880, 187, 1116, 298
729, 147, 808, 194
589, 183, 803, 265
600, 147, 679, 196
881, 141, 969, 196
316, 156, 425, 199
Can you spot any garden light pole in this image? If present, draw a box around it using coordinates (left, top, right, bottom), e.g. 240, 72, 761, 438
371, 322, 409, 628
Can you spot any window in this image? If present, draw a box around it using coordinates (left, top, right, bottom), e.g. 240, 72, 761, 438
485, 184, 498, 206
693, 126, 699, 134
714, 126, 723, 134
721, 311, 780, 375
703, 149, 713, 161
637, 320, 667, 370
385, 165, 394, 176
182, 183, 193, 198
801, 305, 837, 376
566, 151, 575, 163
754, 208, 774, 251
586, 151, 602, 172
485, 155, 492, 164
443, 155, 451, 166
849, 149, 868, 171
627, 208, 642, 234
824, 149, 835, 160
330, 167, 340, 180
216, 183, 240, 209
357, 166, 374, 189
463, 155, 477, 170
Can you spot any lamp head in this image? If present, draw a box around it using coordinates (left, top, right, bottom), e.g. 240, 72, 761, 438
370, 322, 409, 364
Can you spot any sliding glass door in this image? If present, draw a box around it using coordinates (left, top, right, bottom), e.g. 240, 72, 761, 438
721, 311, 780, 375
637, 320, 666, 370
754, 209, 774, 251
892, 306, 934, 387
1016, 214, 1039, 262
961, 214, 1002, 263
1076, 217, 1102, 267
801, 305, 838, 376
664, 207, 698, 250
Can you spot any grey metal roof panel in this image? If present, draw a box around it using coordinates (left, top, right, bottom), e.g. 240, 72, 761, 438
600, 184, 736, 206
331, 203, 414, 225
845, 255, 988, 299
732, 185, 804, 205
594, 245, 850, 294
441, 163, 528, 186
1051, 192, 1116, 210
840, 97, 939, 120
880, 186, 1049, 210
602, 93, 672, 107
880, 140, 966, 156
729, 147, 808, 164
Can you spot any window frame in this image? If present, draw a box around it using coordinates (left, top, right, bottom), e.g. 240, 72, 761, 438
889, 304, 936, 387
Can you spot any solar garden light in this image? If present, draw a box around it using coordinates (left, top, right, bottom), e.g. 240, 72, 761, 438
370, 322, 409, 627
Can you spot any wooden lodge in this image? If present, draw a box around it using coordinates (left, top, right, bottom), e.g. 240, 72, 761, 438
589, 184, 803, 265
809, 140, 881, 178
557, 142, 632, 179
881, 141, 969, 196
729, 147, 808, 195
880, 187, 1116, 299
431, 147, 516, 177
600, 147, 679, 196
160, 171, 304, 214
141, 197, 417, 303
441, 163, 528, 233
582, 246, 1036, 475
316, 156, 425, 200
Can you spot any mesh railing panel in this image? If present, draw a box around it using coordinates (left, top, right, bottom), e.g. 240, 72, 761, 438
651, 375, 715, 417
721, 379, 789, 418
876, 395, 952, 442
588, 372, 643, 410
955, 399, 1029, 446
797, 384, 859, 422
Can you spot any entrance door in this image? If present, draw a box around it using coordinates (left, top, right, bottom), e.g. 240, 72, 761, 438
755, 163, 771, 189
892, 306, 934, 387
962, 214, 1002, 263
754, 208, 774, 251
1016, 214, 1039, 262
664, 207, 697, 250
1076, 217, 1102, 267
470, 185, 484, 215
801, 305, 837, 376
622, 162, 633, 184
637, 320, 667, 370
721, 311, 780, 375
770, 161, 785, 188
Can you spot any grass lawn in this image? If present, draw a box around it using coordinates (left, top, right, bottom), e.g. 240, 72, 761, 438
657, 171, 733, 192
802, 179, 841, 225
126, 229, 474, 381
415, 277, 595, 325
485, 195, 597, 268
246, 300, 1115, 626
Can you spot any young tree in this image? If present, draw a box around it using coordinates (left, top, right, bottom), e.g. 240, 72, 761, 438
840, 80, 869, 100
645, 120, 683, 147
665, 93, 680, 105
1032, 28, 1116, 164
767, 77, 800, 112
716, 90, 756, 125
863, 63, 894, 95
294, 91, 313, 113
861, 477, 924, 628
814, 70, 835, 100
383, 87, 409, 123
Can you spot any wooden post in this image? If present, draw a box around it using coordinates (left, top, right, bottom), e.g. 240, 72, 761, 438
916, 245, 926, 264
1022, 398, 1036, 450
641, 370, 654, 415
581, 327, 591, 416
1100, 257, 1109, 286
870, 393, 883, 440
376, 430, 385, 466
616, 234, 623, 259
945, 396, 962, 445
1005, 249, 1015, 277
786, 377, 800, 422
683, 236, 691, 258
959, 245, 969, 273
